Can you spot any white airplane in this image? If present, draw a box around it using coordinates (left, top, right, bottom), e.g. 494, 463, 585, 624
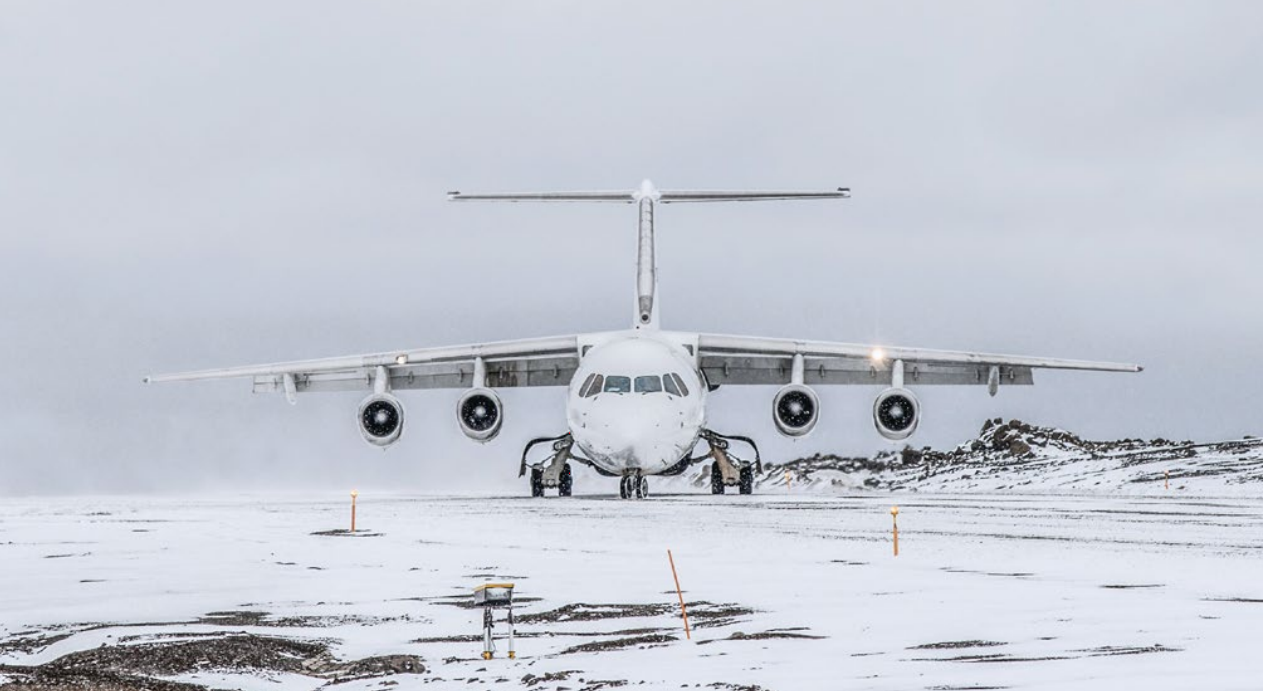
146, 180, 1142, 499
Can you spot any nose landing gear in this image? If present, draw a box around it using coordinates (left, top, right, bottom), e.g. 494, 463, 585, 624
619, 471, 648, 500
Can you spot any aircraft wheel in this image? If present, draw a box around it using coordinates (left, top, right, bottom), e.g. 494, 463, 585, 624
558, 464, 573, 497
739, 465, 754, 495
636, 476, 648, 499
530, 468, 544, 498
710, 463, 725, 495
619, 475, 629, 499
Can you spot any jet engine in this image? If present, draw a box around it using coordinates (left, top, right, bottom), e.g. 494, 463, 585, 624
457, 388, 503, 442
773, 384, 820, 437
358, 393, 405, 447
873, 387, 920, 441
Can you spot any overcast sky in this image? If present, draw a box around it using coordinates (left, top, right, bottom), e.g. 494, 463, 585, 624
1, 1, 1260, 495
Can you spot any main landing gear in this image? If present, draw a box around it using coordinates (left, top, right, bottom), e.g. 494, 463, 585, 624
521, 433, 577, 498
619, 471, 648, 500
702, 430, 760, 496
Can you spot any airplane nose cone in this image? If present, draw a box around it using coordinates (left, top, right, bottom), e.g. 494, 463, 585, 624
585, 397, 684, 468
602, 414, 662, 457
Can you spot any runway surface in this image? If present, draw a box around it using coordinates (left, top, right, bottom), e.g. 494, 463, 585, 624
1, 491, 1260, 690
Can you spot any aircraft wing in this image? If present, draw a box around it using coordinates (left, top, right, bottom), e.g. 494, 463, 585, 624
145, 335, 581, 400
696, 333, 1141, 389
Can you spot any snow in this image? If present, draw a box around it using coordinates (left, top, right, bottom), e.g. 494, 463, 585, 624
1, 491, 1261, 689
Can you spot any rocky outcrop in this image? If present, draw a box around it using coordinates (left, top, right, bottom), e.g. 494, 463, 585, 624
748, 420, 1263, 495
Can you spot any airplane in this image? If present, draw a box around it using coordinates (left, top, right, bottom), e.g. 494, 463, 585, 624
145, 180, 1142, 499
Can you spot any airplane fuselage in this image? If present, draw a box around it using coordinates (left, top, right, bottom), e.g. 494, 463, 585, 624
566, 331, 706, 475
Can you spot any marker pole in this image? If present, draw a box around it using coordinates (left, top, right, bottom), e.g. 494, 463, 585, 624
891, 506, 900, 557
350, 490, 358, 533
667, 549, 691, 640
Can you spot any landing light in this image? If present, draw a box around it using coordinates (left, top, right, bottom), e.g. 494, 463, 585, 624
870, 348, 886, 362
395, 354, 408, 366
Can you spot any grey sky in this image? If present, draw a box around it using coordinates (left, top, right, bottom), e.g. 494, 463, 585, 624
2, 1, 1261, 495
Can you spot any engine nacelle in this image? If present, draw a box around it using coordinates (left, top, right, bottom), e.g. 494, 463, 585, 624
773, 384, 820, 437
358, 393, 404, 447
457, 388, 503, 442
873, 387, 920, 441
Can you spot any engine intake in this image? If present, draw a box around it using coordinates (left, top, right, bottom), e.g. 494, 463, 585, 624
457, 388, 503, 442
873, 387, 920, 441
358, 393, 404, 447
773, 384, 819, 437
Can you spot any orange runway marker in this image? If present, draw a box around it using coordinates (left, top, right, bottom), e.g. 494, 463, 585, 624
350, 490, 358, 533
667, 549, 691, 640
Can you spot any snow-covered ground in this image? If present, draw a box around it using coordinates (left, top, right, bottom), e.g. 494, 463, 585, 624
670, 419, 1263, 497
2, 491, 1261, 690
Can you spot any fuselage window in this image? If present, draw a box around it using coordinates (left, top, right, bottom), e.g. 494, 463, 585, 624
634, 375, 663, 393
578, 373, 598, 397
603, 375, 631, 394
662, 372, 681, 396
671, 373, 690, 397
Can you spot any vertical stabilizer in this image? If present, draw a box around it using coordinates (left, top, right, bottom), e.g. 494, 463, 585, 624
633, 180, 660, 329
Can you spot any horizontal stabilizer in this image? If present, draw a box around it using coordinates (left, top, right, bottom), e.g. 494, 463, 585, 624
447, 180, 850, 204
447, 190, 634, 203
658, 189, 850, 203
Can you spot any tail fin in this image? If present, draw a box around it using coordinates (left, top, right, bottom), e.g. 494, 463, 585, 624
448, 180, 849, 329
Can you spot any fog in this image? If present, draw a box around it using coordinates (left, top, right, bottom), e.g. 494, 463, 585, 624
1, 1, 1260, 495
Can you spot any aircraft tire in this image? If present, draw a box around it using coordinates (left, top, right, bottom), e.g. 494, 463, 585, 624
530, 468, 545, 498
559, 464, 573, 497
739, 465, 754, 495
710, 463, 725, 495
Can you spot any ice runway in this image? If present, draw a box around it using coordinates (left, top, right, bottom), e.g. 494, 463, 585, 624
1, 491, 1260, 690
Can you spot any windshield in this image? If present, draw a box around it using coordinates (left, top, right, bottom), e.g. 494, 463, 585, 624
602, 375, 632, 393
634, 375, 663, 393
581, 373, 604, 397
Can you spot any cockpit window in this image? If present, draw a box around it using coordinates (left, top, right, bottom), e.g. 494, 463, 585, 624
603, 375, 631, 394
663, 373, 681, 396
634, 375, 663, 393
671, 373, 690, 396
580, 373, 603, 397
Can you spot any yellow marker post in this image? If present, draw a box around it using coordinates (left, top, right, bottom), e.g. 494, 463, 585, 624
785, 471, 792, 492
891, 506, 900, 557
1165, 470, 1170, 491
350, 490, 358, 533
